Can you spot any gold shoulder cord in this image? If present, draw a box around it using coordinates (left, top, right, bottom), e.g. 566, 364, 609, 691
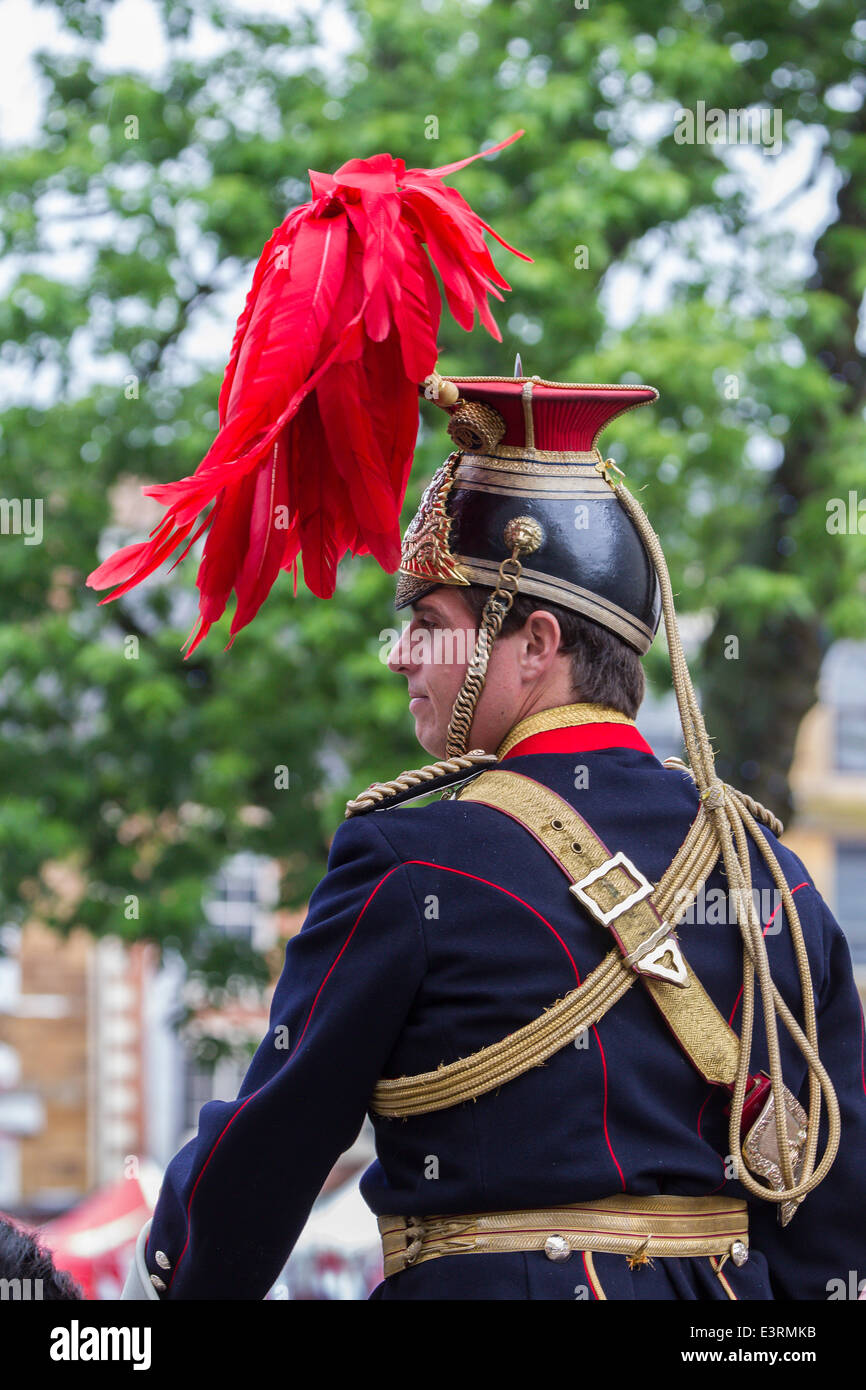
344, 750, 497, 818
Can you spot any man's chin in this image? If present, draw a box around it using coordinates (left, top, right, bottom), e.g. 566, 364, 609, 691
413, 714, 447, 759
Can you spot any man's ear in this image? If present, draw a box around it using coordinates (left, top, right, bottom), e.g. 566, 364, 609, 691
521, 609, 564, 671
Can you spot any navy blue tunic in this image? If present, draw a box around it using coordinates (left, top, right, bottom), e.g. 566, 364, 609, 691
142, 727, 866, 1300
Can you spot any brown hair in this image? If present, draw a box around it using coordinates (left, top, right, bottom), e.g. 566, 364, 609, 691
458, 584, 646, 719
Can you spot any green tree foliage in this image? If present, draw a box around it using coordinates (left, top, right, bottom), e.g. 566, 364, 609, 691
1, 0, 863, 981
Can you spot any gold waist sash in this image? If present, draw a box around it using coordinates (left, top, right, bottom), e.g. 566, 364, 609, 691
378, 1194, 748, 1278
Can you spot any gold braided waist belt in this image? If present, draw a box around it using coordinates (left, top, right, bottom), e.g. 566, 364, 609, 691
378, 1195, 749, 1277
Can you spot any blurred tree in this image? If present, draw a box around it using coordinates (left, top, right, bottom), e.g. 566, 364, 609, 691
0, 0, 863, 989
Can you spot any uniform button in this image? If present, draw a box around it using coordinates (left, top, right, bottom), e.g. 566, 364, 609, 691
730, 1240, 749, 1267
155, 1250, 171, 1270
150, 1274, 167, 1291
543, 1234, 571, 1262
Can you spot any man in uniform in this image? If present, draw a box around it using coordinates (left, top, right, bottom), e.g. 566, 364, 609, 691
96, 140, 865, 1299
118, 369, 866, 1301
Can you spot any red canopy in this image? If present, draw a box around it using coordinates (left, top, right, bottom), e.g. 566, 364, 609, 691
32, 1161, 160, 1300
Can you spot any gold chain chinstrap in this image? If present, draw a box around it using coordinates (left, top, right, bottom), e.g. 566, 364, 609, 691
445, 539, 534, 759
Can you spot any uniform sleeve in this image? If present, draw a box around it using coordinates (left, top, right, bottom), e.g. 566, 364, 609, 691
138, 813, 427, 1300
748, 894, 866, 1299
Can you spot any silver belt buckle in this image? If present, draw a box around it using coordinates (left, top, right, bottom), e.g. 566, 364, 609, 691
570, 852, 688, 987
569, 851, 654, 926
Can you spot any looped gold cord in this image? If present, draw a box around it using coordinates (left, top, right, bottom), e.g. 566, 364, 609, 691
701, 780, 726, 811
613, 479, 839, 1209
666, 758, 784, 840
344, 750, 497, 818
730, 785, 784, 840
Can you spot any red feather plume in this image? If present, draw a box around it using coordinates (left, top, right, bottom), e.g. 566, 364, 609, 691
86, 131, 531, 656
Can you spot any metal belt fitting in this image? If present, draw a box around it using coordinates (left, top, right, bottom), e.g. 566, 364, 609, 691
570, 851, 688, 986
378, 1195, 749, 1277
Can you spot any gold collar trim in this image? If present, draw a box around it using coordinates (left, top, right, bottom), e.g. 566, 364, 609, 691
496, 703, 635, 758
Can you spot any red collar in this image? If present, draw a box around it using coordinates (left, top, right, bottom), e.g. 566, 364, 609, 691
498, 706, 655, 760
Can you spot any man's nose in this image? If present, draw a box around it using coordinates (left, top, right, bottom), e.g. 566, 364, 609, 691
386, 622, 414, 674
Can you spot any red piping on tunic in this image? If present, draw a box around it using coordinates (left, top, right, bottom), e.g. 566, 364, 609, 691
167, 859, 408, 1290
168, 857, 624, 1288
582, 1249, 599, 1300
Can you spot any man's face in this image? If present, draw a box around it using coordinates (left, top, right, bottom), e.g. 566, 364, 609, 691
386, 586, 562, 757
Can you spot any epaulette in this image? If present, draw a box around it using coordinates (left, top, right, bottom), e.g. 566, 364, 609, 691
344, 751, 498, 818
